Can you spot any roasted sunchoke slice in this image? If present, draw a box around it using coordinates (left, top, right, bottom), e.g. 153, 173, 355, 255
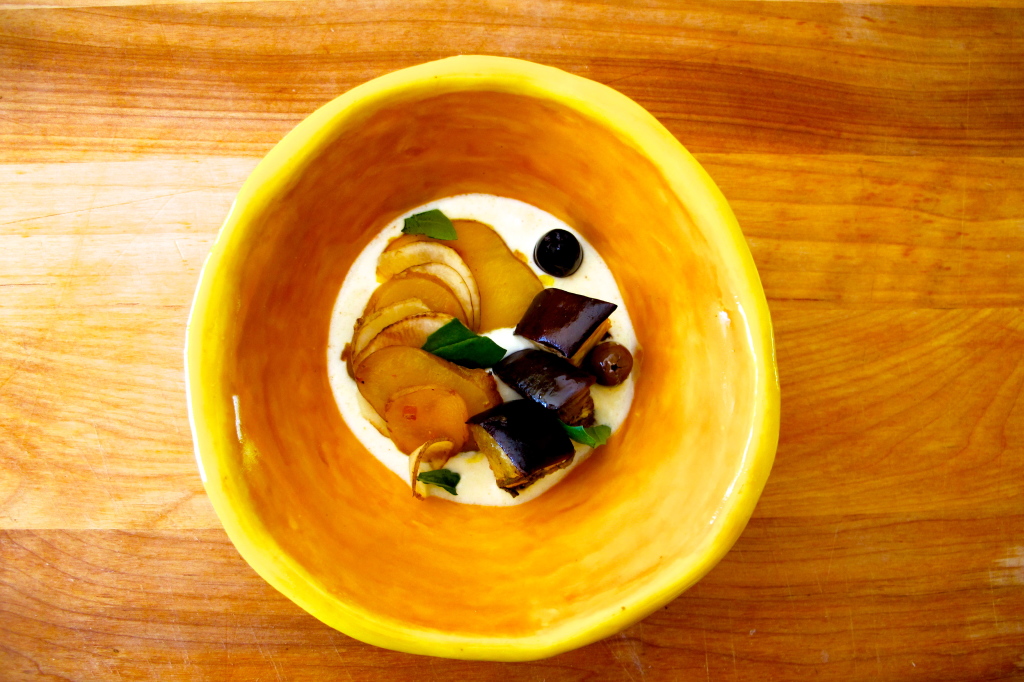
351, 298, 432, 361
377, 241, 480, 330
352, 312, 453, 370
367, 271, 468, 326
467, 400, 575, 495
384, 385, 469, 454
493, 349, 597, 426
408, 439, 457, 499
514, 288, 617, 364
389, 222, 545, 332
354, 346, 502, 433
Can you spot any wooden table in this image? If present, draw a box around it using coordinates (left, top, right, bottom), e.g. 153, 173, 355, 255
2, 1, 1022, 679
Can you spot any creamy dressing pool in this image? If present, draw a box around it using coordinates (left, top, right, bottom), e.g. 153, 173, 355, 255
327, 195, 638, 506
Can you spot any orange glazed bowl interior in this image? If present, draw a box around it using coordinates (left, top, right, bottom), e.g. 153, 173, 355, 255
186, 56, 779, 661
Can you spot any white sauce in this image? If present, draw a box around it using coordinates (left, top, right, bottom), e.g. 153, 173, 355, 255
326, 195, 638, 506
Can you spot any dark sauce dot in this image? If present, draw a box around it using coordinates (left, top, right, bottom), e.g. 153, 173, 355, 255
534, 229, 583, 277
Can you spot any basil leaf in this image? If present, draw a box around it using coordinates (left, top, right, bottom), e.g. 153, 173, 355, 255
402, 209, 457, 240
422, 319, 507, 369
429, 337, 507, 369
560, 423, 612, 448
417, 468, 460, 495
422, 318, 477, 352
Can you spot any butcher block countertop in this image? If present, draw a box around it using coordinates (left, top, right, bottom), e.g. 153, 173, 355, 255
1, 1, 1022, 680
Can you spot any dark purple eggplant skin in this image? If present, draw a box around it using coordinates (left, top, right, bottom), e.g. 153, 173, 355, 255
514, 289, 617, 359
495, 349, 597, 426
467, 400, 575, 476
557, 390, 596, 427
494, 349, 595, 411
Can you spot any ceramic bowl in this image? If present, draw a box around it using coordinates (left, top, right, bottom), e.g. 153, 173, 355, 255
186, 55, 779, 661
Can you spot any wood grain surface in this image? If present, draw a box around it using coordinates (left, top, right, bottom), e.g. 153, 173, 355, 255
1, 1, 1022, 679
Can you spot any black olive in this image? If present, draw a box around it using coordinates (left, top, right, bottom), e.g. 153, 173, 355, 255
585, 342, 633, 386
534, 229, 583, 277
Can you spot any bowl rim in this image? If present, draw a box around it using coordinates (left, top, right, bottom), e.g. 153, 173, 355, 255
185, 54, 779, 661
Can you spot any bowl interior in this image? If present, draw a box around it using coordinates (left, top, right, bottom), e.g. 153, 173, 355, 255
190, 63, 773, 659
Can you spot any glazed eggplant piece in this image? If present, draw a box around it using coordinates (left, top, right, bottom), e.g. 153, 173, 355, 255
494, 349, 596, 426
467, 400, 575, 495
514, 288, 617, 364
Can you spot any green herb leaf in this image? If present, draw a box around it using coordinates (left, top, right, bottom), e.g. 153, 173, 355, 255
402, 209, 457, 240
417, 468, 460, 495
560, 423, 612, 448
429, 337, 507, 369
422, 318, 477, 352
422, 319, 507, 368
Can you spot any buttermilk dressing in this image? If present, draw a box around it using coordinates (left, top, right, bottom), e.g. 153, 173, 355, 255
327, 195, 637, 506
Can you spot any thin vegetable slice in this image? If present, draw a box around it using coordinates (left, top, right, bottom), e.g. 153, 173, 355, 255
409, 439, 458, 499
367, 272, 468, 326
377, 241, 481, 330
384, 385, 469, 454
354, 346, 501, 425
353, 312, 453, 369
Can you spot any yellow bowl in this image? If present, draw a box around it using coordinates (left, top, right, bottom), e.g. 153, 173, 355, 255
186, 55, 779, 661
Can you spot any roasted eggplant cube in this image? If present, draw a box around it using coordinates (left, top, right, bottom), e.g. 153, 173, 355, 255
555, 390, 596, 428
467, 400, 575, 494
494, 349, 597, 426
514, 288, 617, 363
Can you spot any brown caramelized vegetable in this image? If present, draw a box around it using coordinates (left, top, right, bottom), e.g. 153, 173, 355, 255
585, 342, 634, 386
